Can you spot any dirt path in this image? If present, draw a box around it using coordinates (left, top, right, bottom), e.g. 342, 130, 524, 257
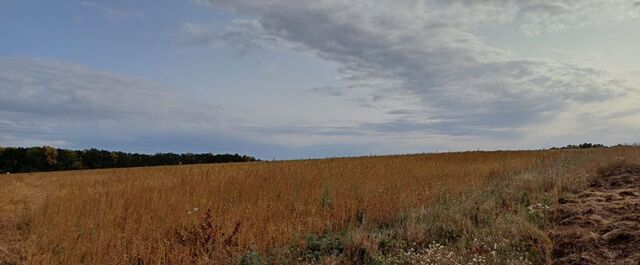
550, 163, 640, 265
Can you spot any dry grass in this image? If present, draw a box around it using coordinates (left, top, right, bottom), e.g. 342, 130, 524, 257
1, 147, 639, 264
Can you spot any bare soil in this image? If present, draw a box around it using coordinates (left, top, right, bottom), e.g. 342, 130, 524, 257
551, 163, 640, 265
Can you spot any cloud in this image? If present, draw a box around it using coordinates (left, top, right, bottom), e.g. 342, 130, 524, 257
80, 1, 144, 21
0, 57, 234, 149
0, 57, 384, 158
0, 57, 196, 120
310, 86, 344, 96
195, 0, 633, 137
179, 20, 281, 54
3, 1, 639, 158
519, 2, 570, 14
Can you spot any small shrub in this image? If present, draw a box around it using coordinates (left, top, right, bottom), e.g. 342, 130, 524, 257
239, 251, 263, 265
304, 233, 345, 262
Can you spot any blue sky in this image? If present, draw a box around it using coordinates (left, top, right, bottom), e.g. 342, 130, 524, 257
1, 0, 640, 159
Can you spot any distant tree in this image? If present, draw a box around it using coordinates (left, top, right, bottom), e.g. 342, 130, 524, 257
578, 143, 593, 149
0, 147, 4, 173
26, 147, 46, 172
43, 146, 59, 169
557, 143, 607, 150
0, 146, 257, 173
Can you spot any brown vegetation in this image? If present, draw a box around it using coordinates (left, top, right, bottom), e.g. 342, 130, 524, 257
550, 161, 640, 264
1, 147, 639, 264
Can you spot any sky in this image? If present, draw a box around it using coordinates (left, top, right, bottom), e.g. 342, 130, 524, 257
1, 0, 640, 159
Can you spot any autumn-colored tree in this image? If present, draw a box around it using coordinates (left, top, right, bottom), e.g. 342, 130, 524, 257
43, 146, 59, 167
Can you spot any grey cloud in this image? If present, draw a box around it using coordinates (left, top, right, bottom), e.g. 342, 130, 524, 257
0, 118, 51, 137
181, 23, 215, 46
240, 113, 522, 141
0, 58, 194, 120
197, 0, 630, 137
519, 3, 570, 15
0, 57, 380, 158
603, 107, 640, 120
428, 0, 639, 31
360, 119, 519, 139
239, 115, 517, 140
68, 129, 371, 159
387, 110, 417, 116
310, 86, 344, 96
179, 20, 281, 54
0, 111, 71, 148
240, 124, 368, 137
0, 57, 235, 149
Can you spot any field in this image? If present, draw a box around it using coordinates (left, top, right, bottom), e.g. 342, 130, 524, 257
1, 147, 639, 264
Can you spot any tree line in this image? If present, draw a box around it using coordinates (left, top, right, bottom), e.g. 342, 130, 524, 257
550, 143, 607, 150
0, 146, 258, 174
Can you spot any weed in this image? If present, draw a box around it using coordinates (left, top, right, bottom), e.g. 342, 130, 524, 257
172, 209, 241, 262
304, 233, 345, 262
239, 251, 263, 265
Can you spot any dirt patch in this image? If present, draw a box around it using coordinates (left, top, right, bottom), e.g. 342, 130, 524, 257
550, 163, 640, 265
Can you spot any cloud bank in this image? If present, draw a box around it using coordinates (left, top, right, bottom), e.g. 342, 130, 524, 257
193, 0, 637, 140
2, 1, 640, 158
0, 58, 232, 150
0, 57, 390, 157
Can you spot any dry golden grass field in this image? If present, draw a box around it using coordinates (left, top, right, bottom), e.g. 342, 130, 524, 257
1, 147, 639, 265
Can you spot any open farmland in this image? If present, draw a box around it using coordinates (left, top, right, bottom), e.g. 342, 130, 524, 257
2, 147, 640, 264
